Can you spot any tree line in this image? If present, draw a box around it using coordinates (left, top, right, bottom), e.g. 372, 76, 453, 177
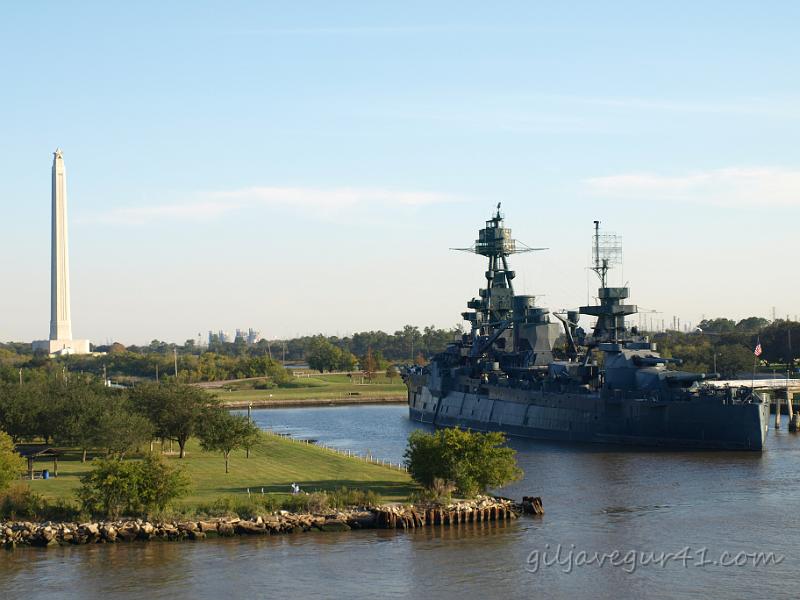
652, 317, 799, 378
0, 324, 460, 384
0, 378, 258, 472
2, 317, 797, 384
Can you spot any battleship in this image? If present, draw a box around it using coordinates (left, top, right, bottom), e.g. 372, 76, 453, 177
404, 206, 769, 450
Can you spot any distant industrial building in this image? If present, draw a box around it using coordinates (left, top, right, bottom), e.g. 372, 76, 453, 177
237, 328, 262, 345
207, 328, 261, 346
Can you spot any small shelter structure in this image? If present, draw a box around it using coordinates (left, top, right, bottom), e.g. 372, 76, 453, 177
15, 445, 63, 480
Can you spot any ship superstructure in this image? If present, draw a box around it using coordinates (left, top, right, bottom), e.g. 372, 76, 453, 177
405, 208, 768, 450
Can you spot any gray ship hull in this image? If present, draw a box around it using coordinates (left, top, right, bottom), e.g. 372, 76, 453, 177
407, 380, 769, 451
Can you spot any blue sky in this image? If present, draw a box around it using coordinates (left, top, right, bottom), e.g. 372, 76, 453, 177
1, 2, 799, 344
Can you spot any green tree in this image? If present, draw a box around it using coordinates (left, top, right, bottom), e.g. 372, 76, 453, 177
197, 411, 260, 473
735, 317, 769, 332
337, 350, 358, 372
697, 318, 737, 334
372, 350, 389, 371
307, 337, 340, 373
759, 320, 800, 366
715, 344, 755, 378
0, 429, 25, 492
395, 325, 422, 361
94, 399, 154, 459
0, 382, 38, 442
404, 429, 522, 498
130, 382, 216, 458
57, 382, 108, 462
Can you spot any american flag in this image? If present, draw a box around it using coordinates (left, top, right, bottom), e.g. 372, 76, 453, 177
754, 342, 762, 357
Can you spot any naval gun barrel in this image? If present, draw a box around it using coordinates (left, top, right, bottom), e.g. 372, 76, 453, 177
470, 319, 513, 358
663, 371, 720, 385
633, 356, 682, 367
552, 313, 579, 360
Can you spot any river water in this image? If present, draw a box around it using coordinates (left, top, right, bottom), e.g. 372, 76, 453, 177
2, 405, 799, 599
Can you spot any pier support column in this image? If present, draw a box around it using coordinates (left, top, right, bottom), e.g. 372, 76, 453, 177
790, 410, 800, 433
775, 394, 781, 429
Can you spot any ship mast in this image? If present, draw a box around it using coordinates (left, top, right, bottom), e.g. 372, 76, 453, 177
453, 204, 546, 333
580, 221, 635, 344
590, 219, 620, 288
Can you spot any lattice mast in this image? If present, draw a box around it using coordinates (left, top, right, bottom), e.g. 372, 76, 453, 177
581, 220, 635, 344
590, 220, 622, 288
453, 203, 546, 333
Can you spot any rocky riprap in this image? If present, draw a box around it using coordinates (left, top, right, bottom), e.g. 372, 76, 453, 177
1, 496, 542, 549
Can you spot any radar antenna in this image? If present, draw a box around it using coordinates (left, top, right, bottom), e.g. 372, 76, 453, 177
590, 220, 622, 288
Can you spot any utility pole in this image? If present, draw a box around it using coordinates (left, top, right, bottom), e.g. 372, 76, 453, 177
155, 363, 159, 383
173, 347, 178, 378
19, 368, 22, 385
246, 402, 252, 458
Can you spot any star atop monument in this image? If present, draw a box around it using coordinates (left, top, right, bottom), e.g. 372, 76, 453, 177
54, 148, 63, 159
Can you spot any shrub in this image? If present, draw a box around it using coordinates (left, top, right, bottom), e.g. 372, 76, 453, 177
0, 429, 25, 492
327, 487, 381, 509
408, 478, 455, 505
281, 491, 328, 514
404, 429, 522, 498
194, 495, 282, 519
0, 485, 82, 521
191, 487, 380, 519
77, 454, 190, 519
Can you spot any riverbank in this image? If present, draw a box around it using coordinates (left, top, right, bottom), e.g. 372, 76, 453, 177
221, 395, 407, 409
1, 496, 540, 549
212, 374, 407, 408
25, 432, 414, 509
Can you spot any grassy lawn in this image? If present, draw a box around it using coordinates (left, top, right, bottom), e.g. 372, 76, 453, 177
26, 433, 415, 510
218, 374, 407, 404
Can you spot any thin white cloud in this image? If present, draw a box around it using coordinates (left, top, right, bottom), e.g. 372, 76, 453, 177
543, 94, 800, 118
221, 25, 548, 37
96, 201, 241, 224
89, 186, 455, 225
586, 167, 800, 207
211, 185, 452, 208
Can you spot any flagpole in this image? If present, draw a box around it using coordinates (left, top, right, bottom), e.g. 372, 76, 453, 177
751, 337, 761, 395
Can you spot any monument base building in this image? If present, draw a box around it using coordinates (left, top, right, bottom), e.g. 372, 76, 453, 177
32, 339, 91, 355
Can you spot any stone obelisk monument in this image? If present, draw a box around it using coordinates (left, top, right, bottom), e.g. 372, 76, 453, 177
33, 149, 90, 355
